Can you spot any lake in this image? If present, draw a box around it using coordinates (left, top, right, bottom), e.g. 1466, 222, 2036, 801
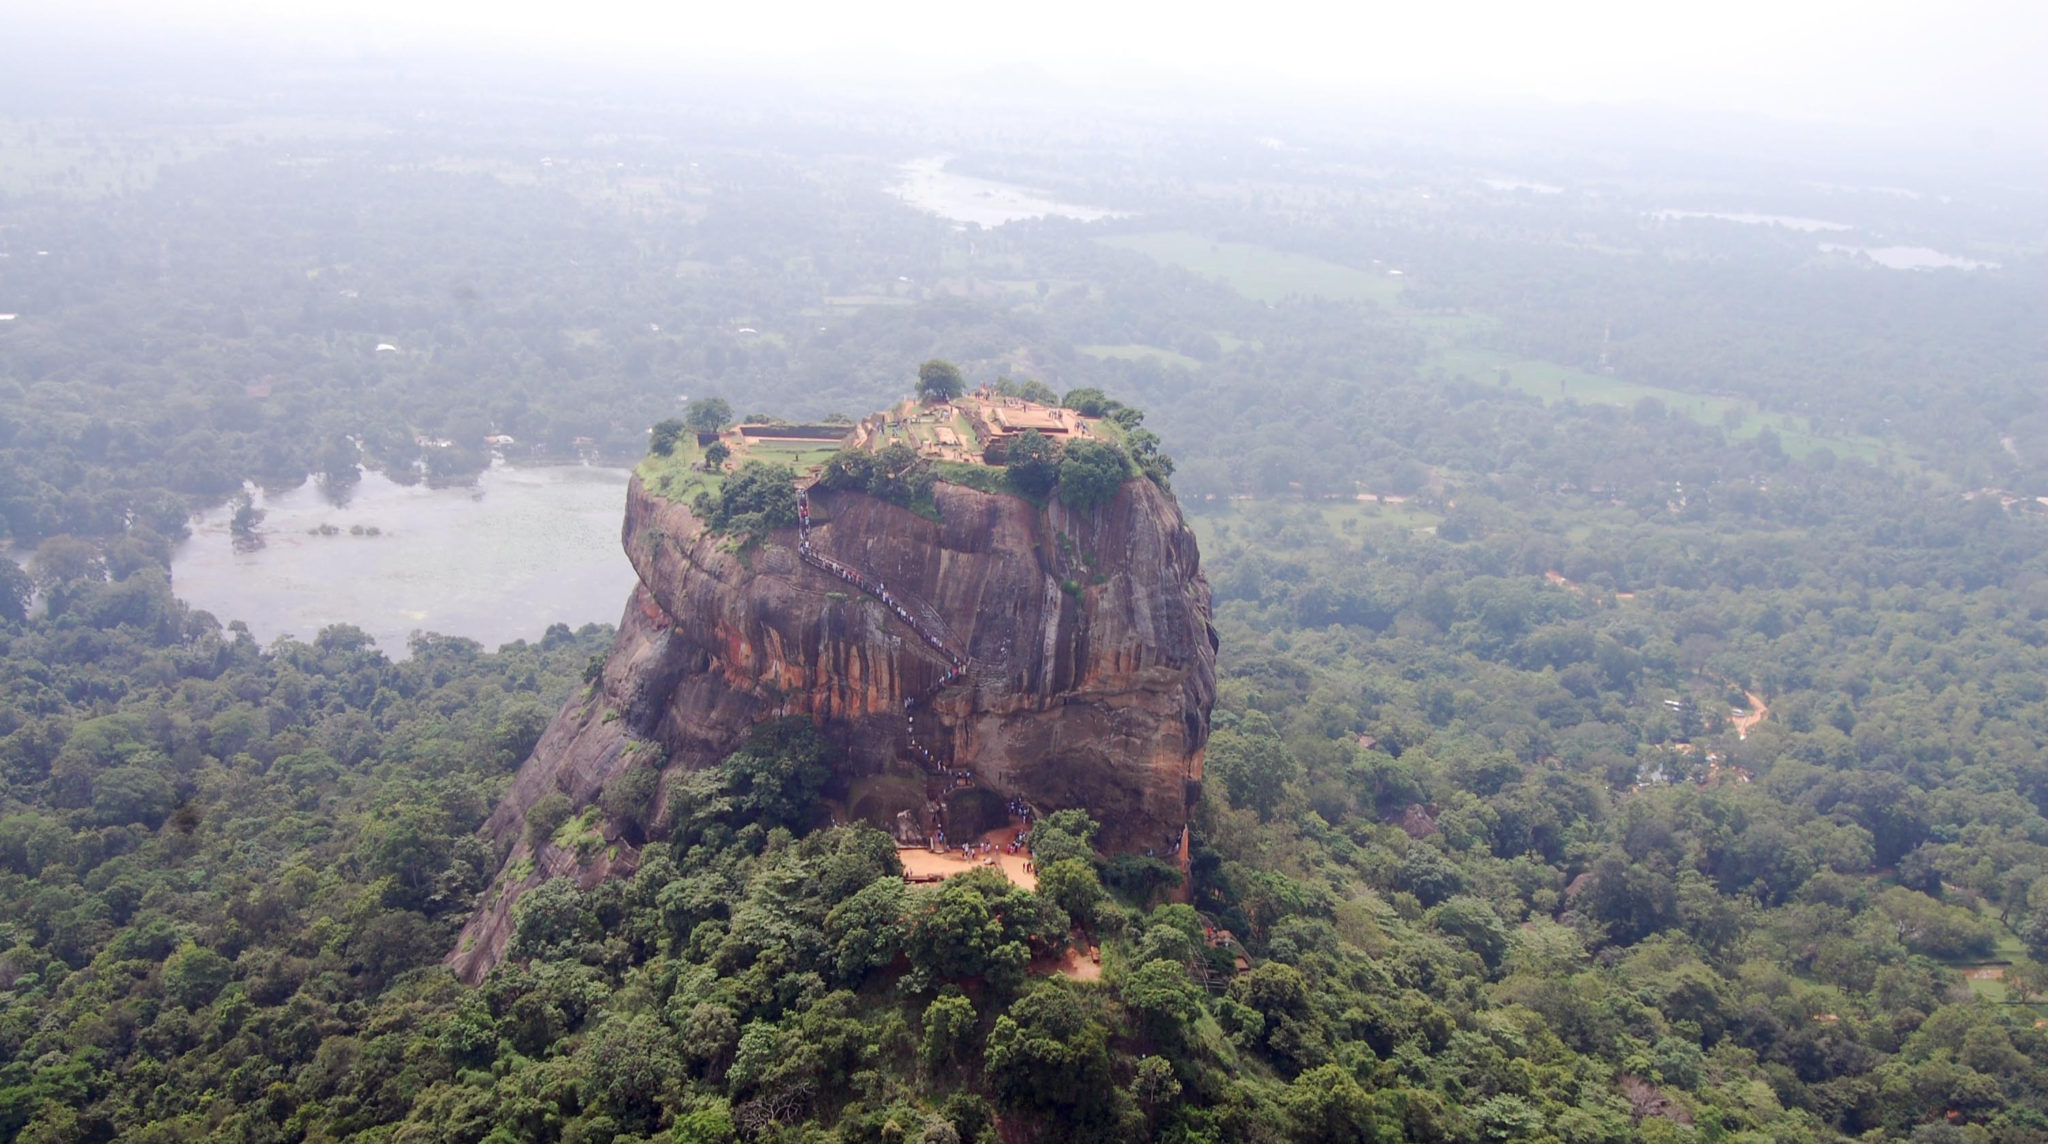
1481, 177, 1563, 194
892, 156, 1121, 227
172, 464, 638, 656
1819, 243, 2000, 271
1652, 209, 1852, 232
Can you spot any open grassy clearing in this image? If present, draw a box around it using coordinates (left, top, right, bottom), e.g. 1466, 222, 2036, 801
1404, 311, 1500, 346
1954, 927, 2033, 1004
993, 276, 1093, 296
823, 294, 915, 308
1431, 346, 1891, 463
635, 433, 718, 504
0, 115, 383, 198
933, 276, 1097, 303
1079, 343, 1204, 369
1186, 497, 1443, 547
423, 157, 540, 186
1099, 231, 1404, 306
0, 128, 212, 198
1102, 229, 1909, 471
635, 435, 840, 507
1965, 974, 2012, 1003
1316, 498, 1444, 532
740, 439, 845, 471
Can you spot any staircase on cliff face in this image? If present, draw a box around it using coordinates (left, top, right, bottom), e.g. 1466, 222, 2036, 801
795, 487, 979, 813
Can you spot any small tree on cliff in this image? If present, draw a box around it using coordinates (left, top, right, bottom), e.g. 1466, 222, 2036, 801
701, 462, 799, 541
1005, 429, 1062, 498
1124, 427, 1175, 485
650, 419, 688, 456
1056, 439, 1133, 510
525, 792, 573, 851
917, 359, 965, 404
817, 443, 934, 512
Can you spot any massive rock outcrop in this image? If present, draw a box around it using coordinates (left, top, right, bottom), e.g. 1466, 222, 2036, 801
450, 472, 1215, 981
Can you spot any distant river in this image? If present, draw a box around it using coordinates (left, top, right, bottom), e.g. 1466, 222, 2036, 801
892, 156, 1121, 227
172, 464, 637, 657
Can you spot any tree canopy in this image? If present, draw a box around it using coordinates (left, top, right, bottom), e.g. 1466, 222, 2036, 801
1005, 429, 1063, 498
1056, 439, 1134, 509
686, 397, 734, 434
917, 359, 966, 404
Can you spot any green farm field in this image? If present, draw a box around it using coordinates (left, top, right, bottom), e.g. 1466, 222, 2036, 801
1102, 229, 1908, 468
1079, 343, 1204, 369
1099, 231, 1404, 306
1430, 346, 1892, 463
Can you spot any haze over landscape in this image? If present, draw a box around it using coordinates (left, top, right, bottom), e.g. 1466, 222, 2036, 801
2, 3, 2047, 1142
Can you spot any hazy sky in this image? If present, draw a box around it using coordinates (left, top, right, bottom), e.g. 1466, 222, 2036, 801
31, 0, 2048, 139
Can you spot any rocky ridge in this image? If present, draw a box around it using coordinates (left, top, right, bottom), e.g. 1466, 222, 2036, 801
450, 470, 1216, 981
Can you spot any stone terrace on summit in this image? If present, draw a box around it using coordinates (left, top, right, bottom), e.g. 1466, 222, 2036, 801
702, 387, 1107, 477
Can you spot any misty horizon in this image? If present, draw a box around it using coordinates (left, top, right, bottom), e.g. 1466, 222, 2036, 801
9, 0, 2048, 166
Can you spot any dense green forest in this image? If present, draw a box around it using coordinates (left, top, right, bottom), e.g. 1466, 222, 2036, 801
6, 390, 2048, 1143
3, 55, 2048, 1144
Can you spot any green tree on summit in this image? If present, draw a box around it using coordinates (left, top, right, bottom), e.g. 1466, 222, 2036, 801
1060, 387, 1116, 417
685, 397, 733, 434
917, 359, 965, 404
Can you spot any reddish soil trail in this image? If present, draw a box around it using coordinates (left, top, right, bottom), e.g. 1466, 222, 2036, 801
1732, 690, 1769, 739
1047, 946, 1102, 981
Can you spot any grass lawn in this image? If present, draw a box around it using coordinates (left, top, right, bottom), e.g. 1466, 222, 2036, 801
1319, 499, 1443, 532
739, 439, 844, 471
636, 432, 847, 507
1099, 231, 1403, 306
634, 434, 718, 505
1952, 925, 2034, 1005
1965, 976, 2011, 1003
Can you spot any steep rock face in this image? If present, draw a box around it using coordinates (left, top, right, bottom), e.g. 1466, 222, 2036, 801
451, 473, 1215, 981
